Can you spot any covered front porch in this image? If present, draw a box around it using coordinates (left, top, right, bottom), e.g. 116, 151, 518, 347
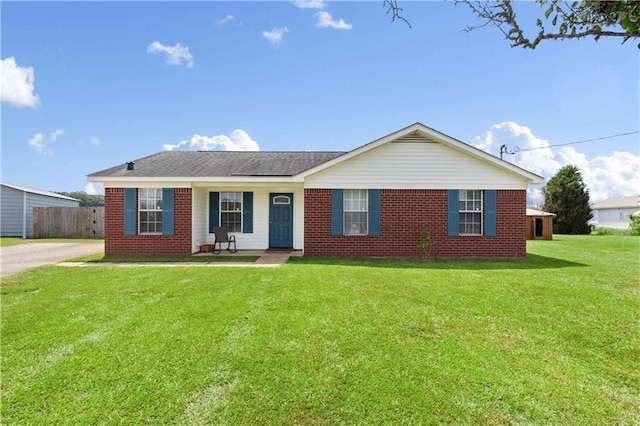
190, 183, 305, 254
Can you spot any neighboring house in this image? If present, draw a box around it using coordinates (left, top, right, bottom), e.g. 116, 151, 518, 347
0, 183, 80, 238
526, 208, 555, 240
88, 123, 544, 258
590, 195, 640, 229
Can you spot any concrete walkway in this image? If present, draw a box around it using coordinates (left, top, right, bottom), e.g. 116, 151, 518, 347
1, 244, 298, 276
57, 250, 300, 270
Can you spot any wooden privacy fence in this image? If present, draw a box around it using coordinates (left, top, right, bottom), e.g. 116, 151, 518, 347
32, 207, 104, 239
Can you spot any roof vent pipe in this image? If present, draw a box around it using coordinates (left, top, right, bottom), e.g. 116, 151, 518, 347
126, 161, 135, 171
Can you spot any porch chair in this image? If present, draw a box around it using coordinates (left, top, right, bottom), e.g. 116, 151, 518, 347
213, 226, 237, 254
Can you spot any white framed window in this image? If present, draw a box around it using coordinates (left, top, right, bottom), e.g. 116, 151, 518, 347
459, 190, 483, 235
221, 192, 242, 232
139, 188, 163, 234
344, 189, 368, 235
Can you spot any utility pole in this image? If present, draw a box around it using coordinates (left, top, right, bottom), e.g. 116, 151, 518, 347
500, 144, 519, 160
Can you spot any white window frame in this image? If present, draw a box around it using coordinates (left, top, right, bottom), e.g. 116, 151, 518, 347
459, 190, 483, 236
139, 188, 163, 234
220, 192, 242, 233
273, 195, 291, 205
344, 189, 368, 235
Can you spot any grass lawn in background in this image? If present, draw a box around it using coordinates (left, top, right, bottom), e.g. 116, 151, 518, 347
1, 235, 638, 424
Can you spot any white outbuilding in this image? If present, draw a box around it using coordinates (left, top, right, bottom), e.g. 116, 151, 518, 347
590, 195, 640, 230
0, 183, 80, 238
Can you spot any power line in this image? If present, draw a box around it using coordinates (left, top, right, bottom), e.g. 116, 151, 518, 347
518, 130, 639, 152
500, 130, 639, 159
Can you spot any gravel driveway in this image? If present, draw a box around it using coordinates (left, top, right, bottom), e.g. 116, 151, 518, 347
1, 242, 104, 277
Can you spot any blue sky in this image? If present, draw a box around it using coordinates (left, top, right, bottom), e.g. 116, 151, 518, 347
2, 1, 638, 203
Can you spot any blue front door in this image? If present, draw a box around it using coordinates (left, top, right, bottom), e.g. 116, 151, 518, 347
269, 193, 293, 248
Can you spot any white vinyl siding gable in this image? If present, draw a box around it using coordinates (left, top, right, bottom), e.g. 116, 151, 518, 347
304, 140, 530, 190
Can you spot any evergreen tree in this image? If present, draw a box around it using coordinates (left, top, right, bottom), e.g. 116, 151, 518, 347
542, 165, 592, 234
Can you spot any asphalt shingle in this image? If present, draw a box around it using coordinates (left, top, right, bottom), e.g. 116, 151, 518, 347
88, 151, 346, 178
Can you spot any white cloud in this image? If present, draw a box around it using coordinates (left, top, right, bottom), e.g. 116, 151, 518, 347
556, 147, 640, 204
472, 121, 640, 205
50, 129, 64, 142
85, 182, 99, 195
315, 11, 352, 30
28, 134, 48, 155
291, 0, 326, 9
262, 27, 289, 44
147, 41, 194, 68
28, 129, 64, 156
1, 57, 40, 108
163, 129, 259, 152
473, 122, 561, 178
217, 14, 235, 26
89, 136, 101, 146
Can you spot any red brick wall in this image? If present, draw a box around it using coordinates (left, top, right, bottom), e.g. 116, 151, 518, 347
304, 189, 526, 258
105, 188, 192, 255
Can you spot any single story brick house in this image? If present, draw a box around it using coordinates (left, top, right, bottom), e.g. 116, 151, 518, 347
88, 123, 543, 258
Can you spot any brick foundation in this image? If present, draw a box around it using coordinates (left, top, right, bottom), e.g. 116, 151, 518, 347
105, 188, 192, 255
304, 189, 526, 258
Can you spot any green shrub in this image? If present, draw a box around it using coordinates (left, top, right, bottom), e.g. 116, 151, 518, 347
416, 230, 436, 259
591, 227, 634, 236
629, 213, 640, 236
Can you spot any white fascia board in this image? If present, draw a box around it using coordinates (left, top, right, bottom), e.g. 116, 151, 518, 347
91, 176, 303, 186
297, 122, 544, 185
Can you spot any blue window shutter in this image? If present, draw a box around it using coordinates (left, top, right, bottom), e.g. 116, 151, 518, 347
209, 192, 219, 233
485, 190, 497, 237
331, 189, 343, 236
162, 188, 174, 235
243, 192, 253, 233
447, 190, 459, 237
369, 189, 381, 236
124, 188, 136, 235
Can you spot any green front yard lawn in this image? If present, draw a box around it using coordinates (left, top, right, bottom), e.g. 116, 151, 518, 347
1, 235, 638, 424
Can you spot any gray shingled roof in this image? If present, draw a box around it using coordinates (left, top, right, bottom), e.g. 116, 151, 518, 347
591, 195, 640, 209
1, 182, 80, 201
88, 151, 347, 178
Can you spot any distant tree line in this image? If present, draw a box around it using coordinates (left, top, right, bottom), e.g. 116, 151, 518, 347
55, 191, 105, 207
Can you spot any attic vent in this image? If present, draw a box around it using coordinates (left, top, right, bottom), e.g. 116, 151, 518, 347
126, 161, 135, 171
393, 134, 437, 143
